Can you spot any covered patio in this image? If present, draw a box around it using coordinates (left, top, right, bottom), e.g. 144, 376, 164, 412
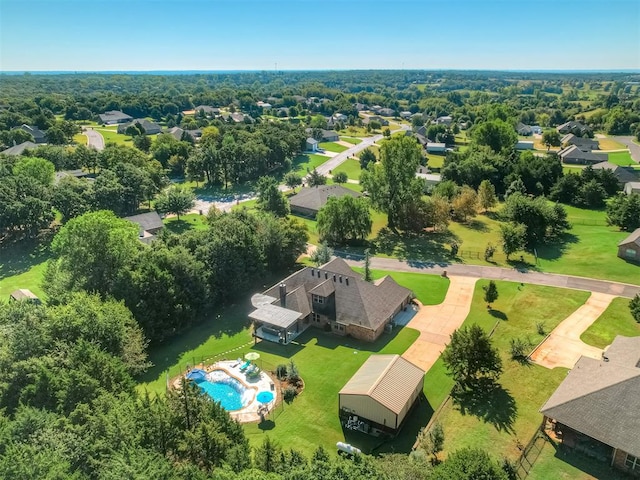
249, 303, 306, 345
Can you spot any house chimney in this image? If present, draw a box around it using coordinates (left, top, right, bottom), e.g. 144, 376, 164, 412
279, 283, 287, 307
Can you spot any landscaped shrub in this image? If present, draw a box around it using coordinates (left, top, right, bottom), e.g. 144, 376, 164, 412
510, 337, 531, 361
287, 360, 300, 383
276, 364, 288, 380
283, 386, 297, 403
535, 321, 546, 335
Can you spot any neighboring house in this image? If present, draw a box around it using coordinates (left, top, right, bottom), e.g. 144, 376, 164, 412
400, 111, 412, 119
592, 161, 638, 185
321, 130, 339, 142
378, 108, 395, 117
306, 137, 319, 152
414, 125, 428, 137
194, 105, 220, 116
562, 133, 599, 151
54, 169, 92, 184
117, 119, 162, 135
540, 336, 640, 476
426, 142, 446, 153
617, 228, 640, 263
416, 166, 441, 186
332, 113, 348, 123
339, 354, 424, 436
354, 103, 368, 112
436, 115, 452, 125
9, 289, 41, 304
13, 124, 46, 143
124, 211, 164, 243
166, 126, 185, 141
370, 105, 383, 114
517, 122, 533, 136
362, 115, 389, 126
0, 141, 37, 156
625, 182, 640, 195
558, 145, 607, 165
99, 110, 133, 125
248, 257, 413, 344
289, 184, 361, 217
257, 101, 272, 109
515, 140, 534, 150
557, 120, 591, 136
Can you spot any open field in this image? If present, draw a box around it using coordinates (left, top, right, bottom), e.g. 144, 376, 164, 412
597, 137, 626, 150
580, 297, 639, 348
431, 281, 589, 461
339, 136, 362, 145
332, 158, 361, 181
319, 142, 348, 153
0, 237, 51, 300
292, 153, 332, 174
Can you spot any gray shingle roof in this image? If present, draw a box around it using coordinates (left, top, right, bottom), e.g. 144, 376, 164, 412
619, 228, 640, 248
124, 211, 164, 233
257, 258, 412, 332
592, 161, 638, 184
99, 110, 133, 123
0, 141, 37, 156
289, 185, 361, 214
559, 145, 605, 163
339, 354, 425, 414
540, 336, 640, 457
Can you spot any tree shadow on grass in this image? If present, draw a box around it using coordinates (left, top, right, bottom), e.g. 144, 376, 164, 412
0, 231, 53, 278
164, 219, 199, 235
488, 309, 508, 321
257, 419, 276, 431
465, 219, 490, 233
534, 232, 580, 262
451, 378, 517, 434
373, 227, 459, 264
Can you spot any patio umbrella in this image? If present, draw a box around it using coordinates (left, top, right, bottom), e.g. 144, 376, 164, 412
244, 352, 260, 361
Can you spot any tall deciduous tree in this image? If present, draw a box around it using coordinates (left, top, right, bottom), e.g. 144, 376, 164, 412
542, 130, 561, 150
471, 119, 517, 153
477, 180, 497, 212
500, 222, 526, 260
483, 280, 499, 308
607, 193, 640, 231
310, 242, 333, 266
317, 195, 372, 244
155, 185, 195, 220
307, 169, 327, 187
360, 136, 424, 230
46, 210, 140, 298
441, 324, 502, 386
256, 176, 289, 217
13, 156, 55, 186
283, 172, 302, 191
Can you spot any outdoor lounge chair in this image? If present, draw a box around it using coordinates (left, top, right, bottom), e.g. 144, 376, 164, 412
239, 360, 251, 371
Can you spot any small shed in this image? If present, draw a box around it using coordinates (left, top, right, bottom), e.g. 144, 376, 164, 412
306, 138, 319, 152
618, 228, 640, 263
516, 140, 534, 150
625, 182, 640, 195
9, 289, 41, 304
339, 354, 424, 435
426, 142, 446, 153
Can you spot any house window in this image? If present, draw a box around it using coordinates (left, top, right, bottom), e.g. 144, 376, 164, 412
626, 249, 637, 259
312, 294, 324, 304
312, 313, 321, 323
625, 454, 640, 471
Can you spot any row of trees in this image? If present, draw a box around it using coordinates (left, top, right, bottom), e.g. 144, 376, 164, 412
44, 209, 308, 344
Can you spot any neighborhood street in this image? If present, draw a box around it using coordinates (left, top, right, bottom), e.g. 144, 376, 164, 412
341, 255, 640, 298
612, 135, 640, 163
82, 127, 105, 151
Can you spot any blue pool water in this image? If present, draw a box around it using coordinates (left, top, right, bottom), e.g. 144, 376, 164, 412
190, 370, 250, 411
257, 391, 274, 403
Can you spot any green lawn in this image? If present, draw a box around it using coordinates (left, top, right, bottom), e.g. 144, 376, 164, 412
332, 158, 362, 181
431, 281, 589, 461
73, 133, 87, 145
292, 153, 332, 174
95, 127, 133, 146
0, 237, 51, 300
163, 213, 209, 234
607, 151, 635, 166
319, 142, 348, 153
580, 297, 640, 348
339, 136, 362, 145
425, 153, 445, 170
528, 438, 630, 480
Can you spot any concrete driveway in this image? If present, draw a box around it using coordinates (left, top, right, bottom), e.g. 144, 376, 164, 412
402, 276, 477, 372
529, 292, 616, 369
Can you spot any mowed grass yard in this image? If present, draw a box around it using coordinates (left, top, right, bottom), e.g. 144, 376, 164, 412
138, 266, 450, 456
580, 297, 639, 348
428, 281, 589, 461
319, 142, 348, 153
332, 158, 362, 181
339, 136, 362, 145
607, 151, 636, 166
292, 153, 332, 174
0, 237, 51, 300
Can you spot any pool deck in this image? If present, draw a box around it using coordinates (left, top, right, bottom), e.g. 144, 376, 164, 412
185, 360, 278, 423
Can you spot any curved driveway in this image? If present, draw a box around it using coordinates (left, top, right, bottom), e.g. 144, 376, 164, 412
83, 128, 105, 151
342, 256, 640, 298
611, 136, 640, 163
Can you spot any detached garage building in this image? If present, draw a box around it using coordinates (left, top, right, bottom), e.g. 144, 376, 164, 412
339, 354, 424, 435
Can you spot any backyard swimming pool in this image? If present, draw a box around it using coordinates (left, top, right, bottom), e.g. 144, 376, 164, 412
187, 369, 253, 411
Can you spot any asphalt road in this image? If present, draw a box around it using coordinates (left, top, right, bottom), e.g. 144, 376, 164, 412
341, 255, 640, 298
612, 136, 640, 163
83, 128, 105, 151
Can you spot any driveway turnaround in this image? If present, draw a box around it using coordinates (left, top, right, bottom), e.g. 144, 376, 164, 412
529, 292, 616, 369
83, 128, 105, 151
342, 256, 640, 299
402, 276, 477, 372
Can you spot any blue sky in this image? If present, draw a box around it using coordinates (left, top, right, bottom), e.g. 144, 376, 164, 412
1, 0, 638, 71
